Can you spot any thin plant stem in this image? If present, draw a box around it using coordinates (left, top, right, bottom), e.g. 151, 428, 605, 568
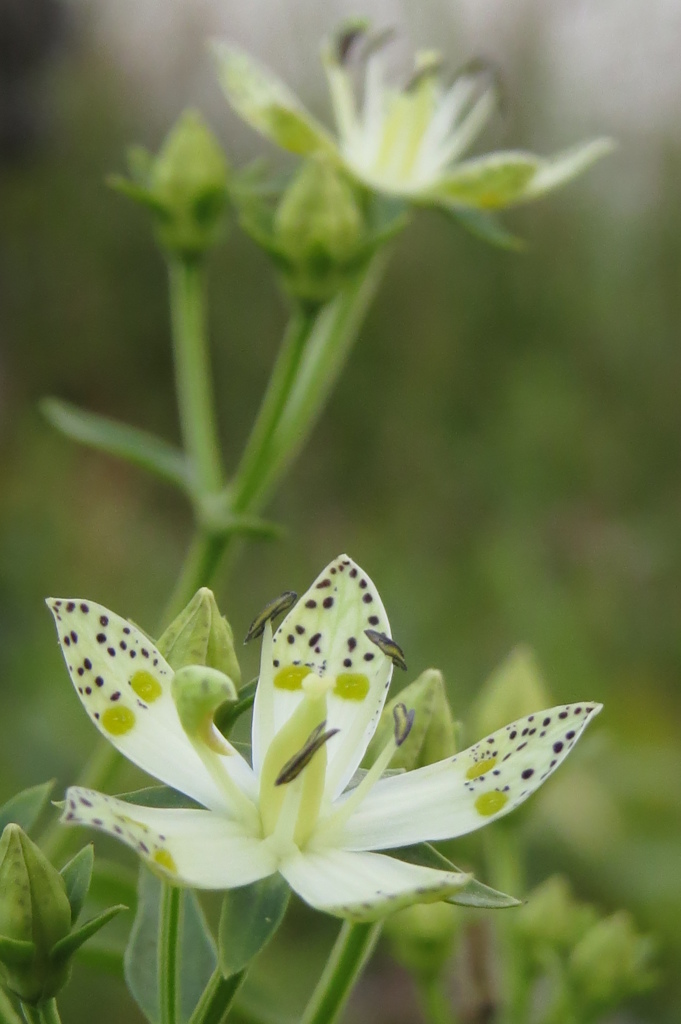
187, 966, 245, 1024
416, 977, 459, 1024
159, 883, 182, 1024
0, 992, 22, 1024
300, 920, 382, 1024
483, 826, 529, 1024
232, 304, 315, 512
164, 530, 228, 623
168, 256, 224, 496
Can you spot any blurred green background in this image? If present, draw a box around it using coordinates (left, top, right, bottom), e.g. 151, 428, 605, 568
1, 1, 680, 1021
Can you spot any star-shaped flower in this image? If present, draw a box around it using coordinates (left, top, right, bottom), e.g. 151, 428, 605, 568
214, 21, 613, 215
48, 556, 601, 921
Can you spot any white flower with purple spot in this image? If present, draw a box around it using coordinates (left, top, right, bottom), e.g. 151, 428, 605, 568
214, 23, 613, 212
48, 556, 601, 921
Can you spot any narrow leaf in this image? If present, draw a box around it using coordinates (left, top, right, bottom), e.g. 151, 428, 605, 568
60, 844, 94, 924
117, 786, 204, 811
0, 781, 54, 835
218, 875, 290, 977
447, 207, 526, 251
124, 867, 217, 1024
390, 843, 521, 909
41, 398, 190, 491
50, 905, 126, 964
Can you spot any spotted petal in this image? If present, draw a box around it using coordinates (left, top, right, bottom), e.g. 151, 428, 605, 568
332, 703, 602, 850
214, 43, 337, 157
252, 555, 393, 798
48, 599, 256, 811
62, 787, 277, 890
280, 846, 468, 921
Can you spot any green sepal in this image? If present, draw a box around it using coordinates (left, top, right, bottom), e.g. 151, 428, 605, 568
41, 398, 190, 492
391, 843, 521, 909
124, 867, 216, 1024
59, 845, 94, 924
0, 782, 55, 836
116, 786, 204, 811
50, 905, 126, 966
0, 937, 36, 966
218, 875, 290, 977
107, 174, 168, 216
446, 206, 526, 251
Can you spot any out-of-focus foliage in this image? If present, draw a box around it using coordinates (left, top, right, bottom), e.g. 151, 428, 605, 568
0, 5, 680, 1023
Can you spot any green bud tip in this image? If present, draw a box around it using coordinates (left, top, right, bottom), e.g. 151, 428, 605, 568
157, 587, 241, 685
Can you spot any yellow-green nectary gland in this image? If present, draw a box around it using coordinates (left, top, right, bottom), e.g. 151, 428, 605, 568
475, 790, 508, 816
130, 671, 162, 702
334, 673, 370, 701
153, 849, 177, 874
466, 757, 497, 780
274, 665, 312, 690
102, 706, 136, 735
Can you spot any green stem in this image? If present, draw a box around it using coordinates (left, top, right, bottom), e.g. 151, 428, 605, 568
188, 966, 245, 1024
164, 530, 229, 623
20, 1001, 61, 1024
417, 977, 458, 1024
232, 304, 315, 512
159, 883, 182, 1024
300, 921, 382, 1024
0, 991, 22, 1024
168, 256, 224, 496
483, 826, 530, 1024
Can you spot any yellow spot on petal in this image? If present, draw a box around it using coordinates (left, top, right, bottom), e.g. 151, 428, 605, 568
475, 790, 508, 817
131, 671, 162, 702
334, 673, 370, 701
274, 665, 311, 691
102, 706, 135, 735
153, 849, 177, 874
466, 757, 497, 780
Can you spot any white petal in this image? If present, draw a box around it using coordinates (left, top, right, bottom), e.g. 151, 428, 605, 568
62, 787, 277, 890
336, 703, 602, 850
521, 139, 615, 200
280, 845, 468, 921
260, 555, 393, 798
48, 599, 256, 811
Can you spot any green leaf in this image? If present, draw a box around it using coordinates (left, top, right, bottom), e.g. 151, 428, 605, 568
218, 875, 290, 977
117, 786, 204, 811
40, 398, 191, 492
447, 207, 526, 251
0, 936, 35, 966
124, 867, 217, 1024
50, 905, 126, 965
0, 781, 54, 835
390, 843, 521, 909
60, 845, 94, 924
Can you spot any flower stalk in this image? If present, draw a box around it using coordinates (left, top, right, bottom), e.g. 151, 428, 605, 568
159, 884, 182, 1024
300, 921, 381, 1024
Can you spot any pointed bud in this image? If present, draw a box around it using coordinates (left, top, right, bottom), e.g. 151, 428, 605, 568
569, 912, 656, 1013
0, 825, 72, 1003
172, 666, 238, 753
363, 669, 458, 771
268, 158, 368, 306
157, 587, 241, 686
110, 109, 230, 257
384, 902, 460, 983
472, 646, 551, 739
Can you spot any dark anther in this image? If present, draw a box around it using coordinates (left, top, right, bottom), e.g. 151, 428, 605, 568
393, 703, 415, 747
275, 721, 340, 786
364, 629, 407, 670
244, 591, 298, 643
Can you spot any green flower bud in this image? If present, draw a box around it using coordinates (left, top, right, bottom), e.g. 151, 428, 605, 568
472, 646, 551, 739
364, 669, 458, 771
515, 876, 597, 956
0, 825, 72, 1003
110, 110, 230, 257
157, 587, 242, 686
568, 911, 656, 1014
384, 901, 460, 983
